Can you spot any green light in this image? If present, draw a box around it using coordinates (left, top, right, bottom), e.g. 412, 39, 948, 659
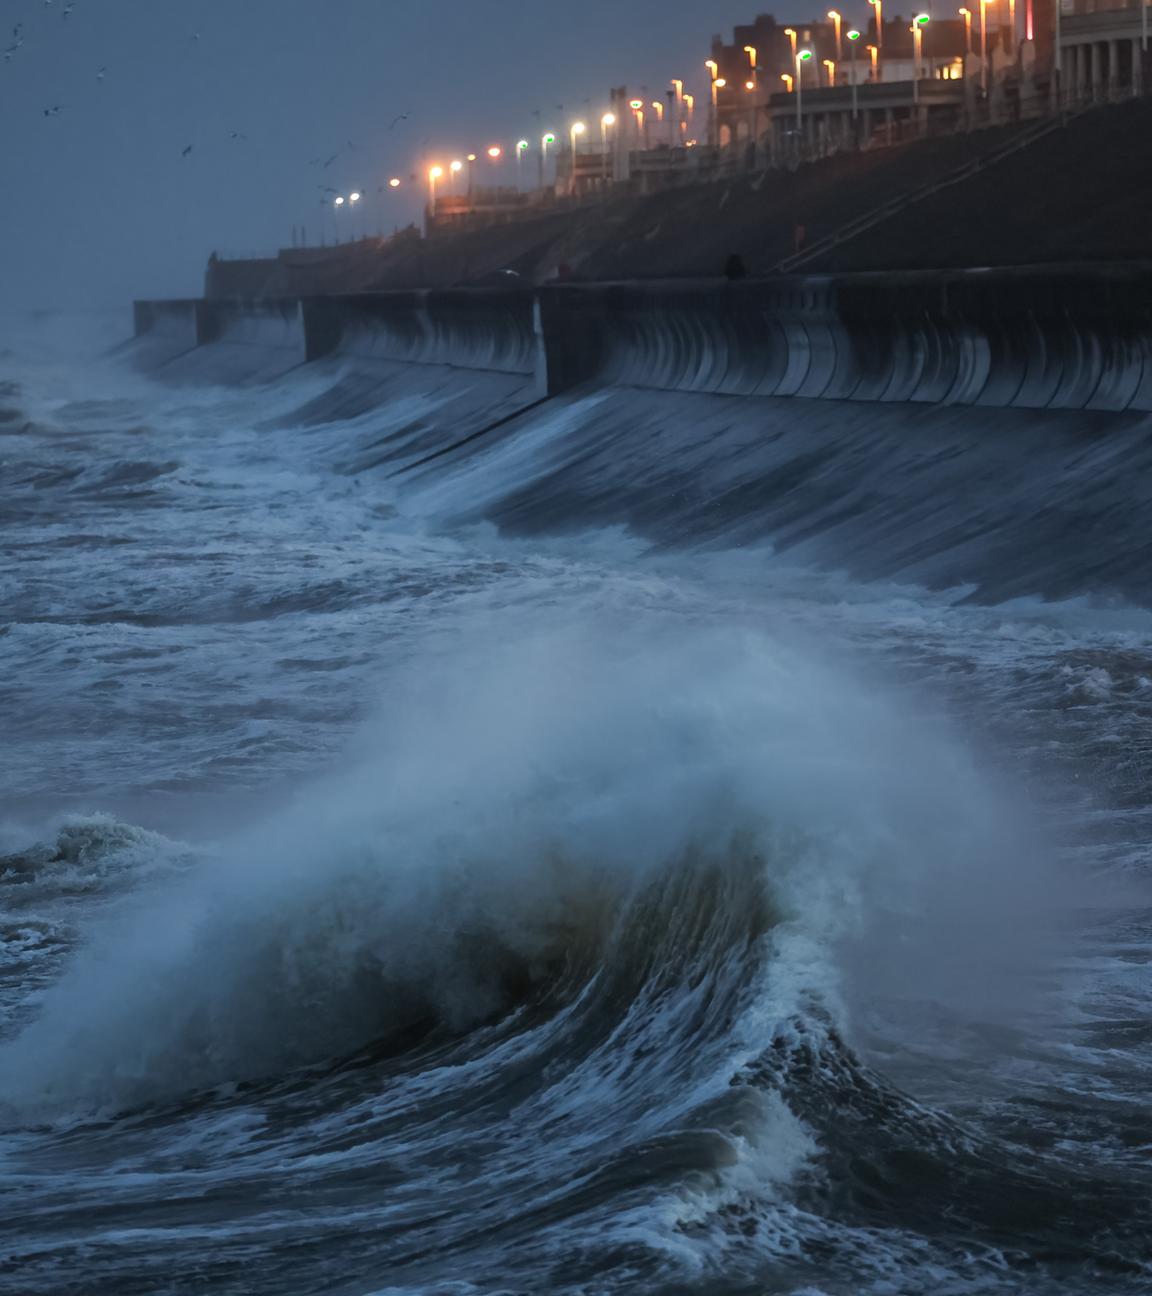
914, 12, 930, 22
798, 48, 814, 60
847, 28, 861, 38
517, 139, 529, 150
543, 132, 556, 143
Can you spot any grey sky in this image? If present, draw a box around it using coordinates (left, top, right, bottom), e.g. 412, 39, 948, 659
0, 0, 811, 309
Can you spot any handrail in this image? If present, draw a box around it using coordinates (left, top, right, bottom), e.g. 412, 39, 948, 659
772, 110, 1083, 274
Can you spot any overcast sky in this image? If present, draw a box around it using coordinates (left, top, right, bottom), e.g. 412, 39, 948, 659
0, 0, 817, 310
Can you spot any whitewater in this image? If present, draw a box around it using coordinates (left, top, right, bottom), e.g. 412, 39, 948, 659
1, 312, 1150, 1296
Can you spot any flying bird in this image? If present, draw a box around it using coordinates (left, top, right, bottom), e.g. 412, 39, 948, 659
62, 4, 75, 18
96, 66, 106, 82
229, 130, 246, 141
181, 144, 193, 157
43, 105, 63, 116
387, 113, 410, 130
323, 153, 338, 168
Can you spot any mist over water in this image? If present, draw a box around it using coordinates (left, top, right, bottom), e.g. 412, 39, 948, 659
2, 322, 1152, 1294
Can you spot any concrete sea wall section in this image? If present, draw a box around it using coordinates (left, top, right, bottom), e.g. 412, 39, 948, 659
133, 268, 1152, 413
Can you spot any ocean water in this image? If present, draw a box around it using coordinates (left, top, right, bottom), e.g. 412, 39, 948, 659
1, 317, 1151, 1295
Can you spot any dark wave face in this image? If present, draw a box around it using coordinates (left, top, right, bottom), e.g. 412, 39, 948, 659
1, 320, 1151, 1295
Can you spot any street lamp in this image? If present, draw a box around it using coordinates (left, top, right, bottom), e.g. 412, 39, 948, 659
449, 159, 463, 193
867, 43, 879, 80
784, 26, 798, 59
569, 121, 585, 195
959, 6, 973, 55
847, 29, 861, 120
1008, 0, 1016, 55
781, 72, 794, 91
979, 0, 994, 94
911, 14, 929, 104
828, 10, 843, 64
651, 99, 665, 123
743, 44, 757, 71
486, 145, 502, 160
427, 166, 442, 207
796, 48, 813, 133
516, 138, 529, 188
600, 112, 615, 182
540, 131, 556, 186
388, 177, 401, 188
823, 58, 837, 85
868, 0, 883, 81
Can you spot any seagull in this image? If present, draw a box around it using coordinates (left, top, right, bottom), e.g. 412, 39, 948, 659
62, 3, 75, 18
3, 45, 18, 61
43, 105, 63, 116
181, 144, 193, 157
229, 130, 246, 141
387, 112, 410, 131
13, 23, 23, 39
323, 153, 338, 168
96, 66, 106, 82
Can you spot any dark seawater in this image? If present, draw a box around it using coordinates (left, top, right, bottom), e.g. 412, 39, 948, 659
1, 317, 1151, 1295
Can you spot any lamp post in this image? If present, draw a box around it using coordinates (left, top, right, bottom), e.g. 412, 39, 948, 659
629, 99, 645, 148
796, 48, 814, 134
706, 59, 719, 147
466, 153, 477, 197
912, 14, 929, 105
1053, 0, 1063, 103
847, 29, 861, 120
600, 112, 615, 183
959, 6, 973, 54
868, 0, 883, 80
333, 193, 345, 242
868, 0, 883, 50
540, 132, 555, 187
427, 166, 442, 211
349, 191, 361, 239
569, 121, 585, 196
1008, 0, 1016, 55
516, 139, 529, 187
672, 77, 685, 131
828, 10, 843, 64
709, 79, 725, 149
449, 159, 463, 193
743, 44, 758, 79
867, 43, 879, 79
785, 27, 798, 60
823, 58, 837, 85
979, 0, 994, 94
781, 72, 794, 92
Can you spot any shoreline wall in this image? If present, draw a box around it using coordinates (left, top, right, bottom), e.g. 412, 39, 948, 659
133, 267, 1152, 413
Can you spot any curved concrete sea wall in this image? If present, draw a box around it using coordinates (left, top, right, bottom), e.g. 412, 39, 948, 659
537, 271, 1152, 412
303, 289, 541, 382
132, 269, 1152, 412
